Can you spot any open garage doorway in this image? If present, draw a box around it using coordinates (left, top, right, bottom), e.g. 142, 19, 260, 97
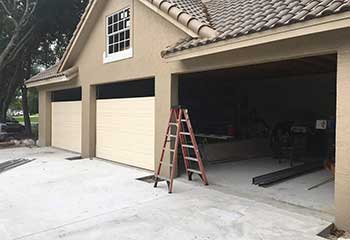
178, 54, 336, 213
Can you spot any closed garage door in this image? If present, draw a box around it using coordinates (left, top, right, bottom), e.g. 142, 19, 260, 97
51, 88, 82, 153
96, 79, 155, 170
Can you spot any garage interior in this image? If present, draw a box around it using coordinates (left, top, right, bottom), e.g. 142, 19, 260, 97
178, 54, 336, 213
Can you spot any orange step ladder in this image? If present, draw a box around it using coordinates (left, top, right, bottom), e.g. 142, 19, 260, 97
154, 106, 208, 193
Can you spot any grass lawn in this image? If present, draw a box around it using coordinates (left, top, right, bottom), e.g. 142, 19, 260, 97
14, 114, 39, 124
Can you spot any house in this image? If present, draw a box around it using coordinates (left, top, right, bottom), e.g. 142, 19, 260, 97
26, 0, 350, 231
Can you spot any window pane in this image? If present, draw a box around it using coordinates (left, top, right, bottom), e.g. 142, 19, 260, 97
114, 44, 119, 52
109, 36, 113, 44
108, 26, 112, 34
106, 8, 131, 55
125, 30, 130, 40
114, 33, 119, 43
119, 21, 124, 30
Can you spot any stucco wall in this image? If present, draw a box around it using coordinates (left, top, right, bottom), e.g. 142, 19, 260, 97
335, 47, 350, 231
73, 0, 186, 84
67, 0, 188, 160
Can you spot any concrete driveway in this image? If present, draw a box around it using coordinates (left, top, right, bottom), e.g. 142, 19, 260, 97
0, 147, 331, 240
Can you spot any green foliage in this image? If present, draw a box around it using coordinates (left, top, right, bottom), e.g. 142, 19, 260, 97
1, 0, 89, 122
32, 0, 89, 65
9, 91, 21, 111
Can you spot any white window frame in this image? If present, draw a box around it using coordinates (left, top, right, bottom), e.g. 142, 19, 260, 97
103, 7, 133, 64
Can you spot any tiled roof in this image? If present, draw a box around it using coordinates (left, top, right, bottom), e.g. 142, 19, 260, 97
167, 0, 210, 24
26, 64, 62, 83
162, 0, 350, 57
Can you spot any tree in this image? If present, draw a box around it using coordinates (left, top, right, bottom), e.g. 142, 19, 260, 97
0, 0, 88, 131
28, 88, 38, 115
0, 0, 37, 72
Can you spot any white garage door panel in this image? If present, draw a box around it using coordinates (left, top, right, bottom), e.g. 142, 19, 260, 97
96, 97, 155, 170
51, 101, 82, 153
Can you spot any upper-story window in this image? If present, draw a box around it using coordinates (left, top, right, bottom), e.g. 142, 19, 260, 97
104, 8, 132, 63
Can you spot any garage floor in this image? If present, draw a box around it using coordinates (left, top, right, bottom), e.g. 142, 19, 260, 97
0, 147, 333, 240
200, 158, 334, 214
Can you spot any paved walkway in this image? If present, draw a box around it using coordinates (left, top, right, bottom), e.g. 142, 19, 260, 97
0, 147, 331, 240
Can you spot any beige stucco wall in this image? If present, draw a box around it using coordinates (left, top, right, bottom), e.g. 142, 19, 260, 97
38, 90, 51, 147
335, 46, 350, 231
72, 0, 186, 84
71, 0, 188, 161
35, 0, 350, 230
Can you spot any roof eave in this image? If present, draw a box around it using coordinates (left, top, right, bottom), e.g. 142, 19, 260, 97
26, 76, 70, 88
58, 0, 103, 72
163, 12, 350, 62
26, 67, 79, 88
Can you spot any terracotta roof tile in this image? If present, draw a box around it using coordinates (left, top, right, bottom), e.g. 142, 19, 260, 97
167, 0, 210, 24
26, 64, 62, 83
162, 0, 350, 57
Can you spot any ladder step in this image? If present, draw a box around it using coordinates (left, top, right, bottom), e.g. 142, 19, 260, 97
187, 168, 202, 174
163, 148, 175, 152
181, 119, 187, 122
167, 134, 177, 138
185, 157, 198, 162
180, 132, 191, 136
155, 175, 172, 182
160, 162, 173, 168
182, 144, 194, 149
169, 123, 178, 126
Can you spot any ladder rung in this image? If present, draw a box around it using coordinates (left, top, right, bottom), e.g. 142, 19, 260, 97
180, 132, 191, 136
167, 134, 177, 138
182, 144, 194, 149
163, 148, 175, 152
169, 123, 178, 126
181, 119, 187, 122
155, 175, 172, 182
185, 157, 198, 162
187, 169, 202, 174
160, 162, 173, 168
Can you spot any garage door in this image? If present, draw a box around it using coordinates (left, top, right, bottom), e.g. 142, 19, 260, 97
96, 97, 155, 170
51, 101, 82, 153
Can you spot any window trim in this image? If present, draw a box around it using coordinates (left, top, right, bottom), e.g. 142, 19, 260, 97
104, 7, 133, 63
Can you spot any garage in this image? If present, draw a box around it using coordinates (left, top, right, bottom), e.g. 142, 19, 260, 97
96, 79, 155, 170
177, 54, 336, 212
51, 88, 82, 153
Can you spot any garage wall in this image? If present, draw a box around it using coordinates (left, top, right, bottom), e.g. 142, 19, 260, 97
51, 101, 82, 153
96, 97, 155, 170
